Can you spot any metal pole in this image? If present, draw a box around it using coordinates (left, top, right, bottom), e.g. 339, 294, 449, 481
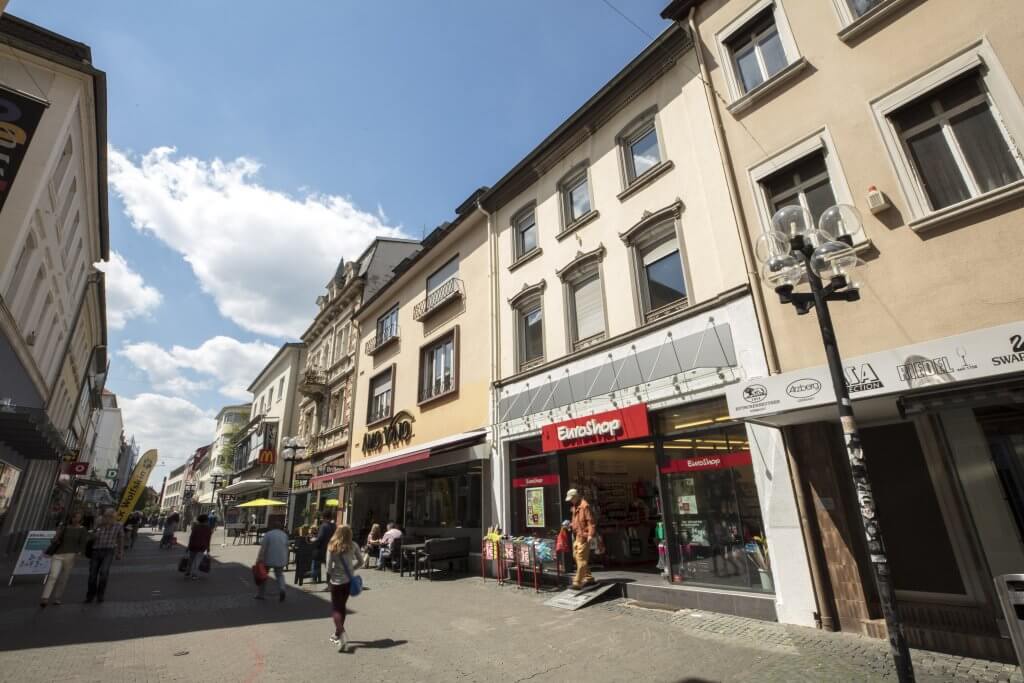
805, 261, 915, 682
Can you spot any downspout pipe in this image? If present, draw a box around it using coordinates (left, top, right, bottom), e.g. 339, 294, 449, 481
478, 198, 505, 533
682, 5, 837, 632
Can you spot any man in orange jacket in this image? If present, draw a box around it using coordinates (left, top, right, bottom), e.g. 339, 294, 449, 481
567, 488, 596, 589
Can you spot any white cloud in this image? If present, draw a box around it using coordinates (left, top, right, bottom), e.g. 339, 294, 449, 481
120, 393, 216, 484
119, 336, 278, 401
108, 146, 406, 338
94, 251, 162, 330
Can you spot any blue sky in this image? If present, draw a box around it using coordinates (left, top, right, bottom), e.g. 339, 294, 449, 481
12, 1, 672, 478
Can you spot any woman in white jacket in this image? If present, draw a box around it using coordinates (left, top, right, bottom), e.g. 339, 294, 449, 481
326, 525, 364, 652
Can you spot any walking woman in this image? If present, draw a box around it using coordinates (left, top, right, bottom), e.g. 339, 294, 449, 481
325, 525, 364, 652
40, 511, 88, 607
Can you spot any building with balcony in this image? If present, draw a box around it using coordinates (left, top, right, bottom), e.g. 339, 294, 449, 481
218, 343, 303, 530
293, 238, 419, 527
0, 14, 109, 551
664, 0, 1024, 661
347, 191, 491, 546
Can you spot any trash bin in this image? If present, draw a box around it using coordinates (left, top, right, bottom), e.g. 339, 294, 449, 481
993, 574, 1024, 665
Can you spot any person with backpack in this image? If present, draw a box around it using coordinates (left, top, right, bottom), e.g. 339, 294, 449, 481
325, 524, 364, 652
184, 514, 213, 579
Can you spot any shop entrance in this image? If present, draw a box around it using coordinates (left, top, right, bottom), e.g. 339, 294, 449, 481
350, 482, 400, 543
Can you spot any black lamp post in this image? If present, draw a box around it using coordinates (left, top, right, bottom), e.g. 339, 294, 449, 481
759, 204, 914, 682
281, 437, 307, 533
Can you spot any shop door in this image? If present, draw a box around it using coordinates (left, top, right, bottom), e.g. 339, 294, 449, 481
940, 406, 1024, 582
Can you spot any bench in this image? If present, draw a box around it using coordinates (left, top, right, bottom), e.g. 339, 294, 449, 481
416, 537, 471, 580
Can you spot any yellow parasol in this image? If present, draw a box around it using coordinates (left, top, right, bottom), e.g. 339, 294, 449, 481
235, 498, 286, 508
323, 499, 340, 507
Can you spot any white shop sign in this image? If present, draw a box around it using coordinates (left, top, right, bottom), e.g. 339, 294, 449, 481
727, 320, 1024, 419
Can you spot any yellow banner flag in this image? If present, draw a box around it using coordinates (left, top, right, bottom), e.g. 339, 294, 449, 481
116, 449, 157, 523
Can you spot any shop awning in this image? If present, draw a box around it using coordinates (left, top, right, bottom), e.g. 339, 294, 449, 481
340, 429, 488, 481
217, 478, 272, 497
0, 404, 70, 461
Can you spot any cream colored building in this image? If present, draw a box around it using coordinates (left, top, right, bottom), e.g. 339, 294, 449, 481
347, 193, 490, 544
485, 24, 814, 626
0, 15, 108, 550
663, 0, 1024, 661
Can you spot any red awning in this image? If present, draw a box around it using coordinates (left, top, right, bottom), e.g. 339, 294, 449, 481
338, 449, 430, 479
309, 471, 346, 490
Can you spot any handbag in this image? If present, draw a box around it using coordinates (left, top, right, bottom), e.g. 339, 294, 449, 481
44, 527, 64, 556
199, 553, 211, 573
339, 553, 363, 597
84, 537, 95, 559
178, 555, 189, 572
252, 561, 268, 585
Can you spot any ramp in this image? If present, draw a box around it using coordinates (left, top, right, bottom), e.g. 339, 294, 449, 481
544, 581, 618, 610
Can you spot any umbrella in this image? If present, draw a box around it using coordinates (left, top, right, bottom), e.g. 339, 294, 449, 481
235, 498, 286, 508
323, 499, 339, 507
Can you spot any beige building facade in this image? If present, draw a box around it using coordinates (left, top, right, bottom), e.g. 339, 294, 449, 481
347, 194, 490, 545
662, 0, 1024, 661
0, 15, 108, 551
486, 24, 815, 626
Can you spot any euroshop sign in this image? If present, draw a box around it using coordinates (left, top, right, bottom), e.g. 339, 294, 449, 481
541, 404, 650, 452
726, 320, 1024, 420
0, 87, 47, 216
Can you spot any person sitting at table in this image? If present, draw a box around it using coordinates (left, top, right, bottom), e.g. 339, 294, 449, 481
377, 522, 403, 571
364, 523, 383, 567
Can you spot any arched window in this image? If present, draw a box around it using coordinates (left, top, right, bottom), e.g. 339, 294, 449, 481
620, 201, 689, 323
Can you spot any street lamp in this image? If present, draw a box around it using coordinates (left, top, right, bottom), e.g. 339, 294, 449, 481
281, 436, 307, 533
757, 204, 914, 682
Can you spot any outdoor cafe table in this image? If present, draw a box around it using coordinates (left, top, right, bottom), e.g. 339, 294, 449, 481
400, 543, 426, 578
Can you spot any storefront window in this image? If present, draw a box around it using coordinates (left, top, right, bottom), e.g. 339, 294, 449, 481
510, 440, 563, 538
658, 400, 773, 593
405, 462, 481, 530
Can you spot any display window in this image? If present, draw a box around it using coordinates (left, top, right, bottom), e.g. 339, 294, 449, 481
510, 440, 563, 538
404, 461, 481, 531
658, 400, 773, 593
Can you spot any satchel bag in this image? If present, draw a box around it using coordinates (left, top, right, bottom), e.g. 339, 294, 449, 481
178, 554, 189, 572
44, 527, 64, 556
339, 553, 363, 597
84, 537, 95, 559
199, 553, 211, 573
252, 561, 269, 585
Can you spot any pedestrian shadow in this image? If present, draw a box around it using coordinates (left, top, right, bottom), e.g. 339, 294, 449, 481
346, 638, 408, 652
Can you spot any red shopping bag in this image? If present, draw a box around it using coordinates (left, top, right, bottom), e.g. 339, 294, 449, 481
252, 561, 268, 585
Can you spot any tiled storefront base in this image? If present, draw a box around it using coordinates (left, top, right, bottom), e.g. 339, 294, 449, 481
623, 581, 778, 621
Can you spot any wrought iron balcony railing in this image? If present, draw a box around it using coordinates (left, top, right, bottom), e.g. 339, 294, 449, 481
419, 375, 455, 403
365, 326, 400, 355
413, 278, 464, 321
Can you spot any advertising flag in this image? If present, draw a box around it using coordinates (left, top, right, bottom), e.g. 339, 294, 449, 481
116, 449, 157, 523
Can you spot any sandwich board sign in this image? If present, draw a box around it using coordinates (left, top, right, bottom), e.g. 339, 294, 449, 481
9, 530, 55, 585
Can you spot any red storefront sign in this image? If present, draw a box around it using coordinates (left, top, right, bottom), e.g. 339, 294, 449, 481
64, 462, 88, 475
258, 448, 276, 465
511, 474, 560, 488
541, 404, 650, 452
660, 450, 752, 474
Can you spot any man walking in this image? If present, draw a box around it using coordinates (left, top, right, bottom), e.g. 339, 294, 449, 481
311, 513, 335, 584
184, 514, 213, 579
566, 488, 596, 590
86, 508, 125, 603
255, 518, 289, 602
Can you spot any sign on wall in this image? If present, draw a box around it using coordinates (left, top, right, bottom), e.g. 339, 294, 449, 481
362, 411, 415, 453
541, 404, 650, 452
525, 487, 545, 528
726, 320, 1024, 420
0, 87, 47, 216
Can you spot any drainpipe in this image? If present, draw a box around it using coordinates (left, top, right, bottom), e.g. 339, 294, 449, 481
478, 199, 504, 532
682, 6, 836, 632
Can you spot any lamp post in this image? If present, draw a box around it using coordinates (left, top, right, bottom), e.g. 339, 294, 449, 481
758, 204, 914, 682
281, 436, 307, 533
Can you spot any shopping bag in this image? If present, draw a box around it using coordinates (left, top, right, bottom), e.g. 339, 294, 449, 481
252, 561, 268, 585
178, 555, 188, 572
199, 554, 211, 573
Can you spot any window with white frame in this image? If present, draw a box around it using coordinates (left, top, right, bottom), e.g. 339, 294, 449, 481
511, 290, 545, 371
560, 167, 592, 229
277, 376, 284, 401
726, 10, 789, 94
420, 329, 457, 402
268, 387, 274, 405
561, 257, 606, 350
620, 116, 662, 185
334, 326, 349, 361
512, 206, 538, 261
890, 71, 1023, 212
426, 255, 459, 296
762, 152, 838, 227
376, 305, 399, 343
367, 368, 394, 424
630, 220, 688, 319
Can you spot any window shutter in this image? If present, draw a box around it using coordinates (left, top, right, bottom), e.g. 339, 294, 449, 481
573, 276, 604, 341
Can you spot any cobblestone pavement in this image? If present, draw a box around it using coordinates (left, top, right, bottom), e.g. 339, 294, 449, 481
0, 531, 1019, 682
